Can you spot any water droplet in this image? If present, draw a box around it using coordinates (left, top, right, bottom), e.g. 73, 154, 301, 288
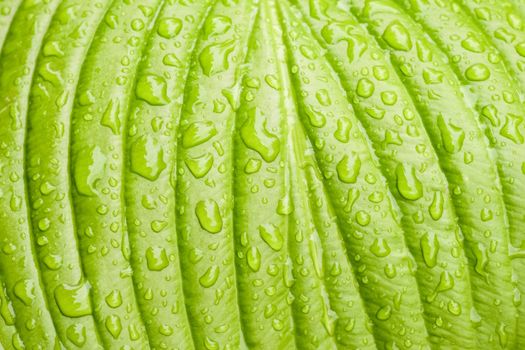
373, 65, 389, 80
447, 300, 462, 316
376, 305, 392, 320
355, 211, 370, 226
186, 153, 214, 178
427, 271, 454, 302
365, 106, 384, 119
336, 152, 361, 183
437, 115, 465, 153
244, 158, 261, 174
204, 15, 231, 38
515, 41, 525, 57
39, 181, 56, 195
421, 233, 440, 268
497, 322, 508, 347
157, 17, 182, 38
500, 114, 524, 144
356, 78, 374, 98
472, 242, 488, 277
380, 91, 397, 105
465, 63, 490, 81
100, 100, 121, 135
259, 224, 283, 251
66, 324, 86, 347
480, 208, 493, 221
73, 146, 106, 196
382, 21, 412, 51
370, 238, 391, 257
315, 89, 331, 106
429, 191, 444, 220
199, 40, 235, 76
423, 68, 444, 84
395, 164, 423, 200
42, 254, 63, 270
163, 53, 182, 67
105, 290, 122, 308
199, 265, 219, 288
461, 35, 485, 52
14, 280, 35, 306
300, 44, 318, 59
304, 105, 326, 128
182, 121, 217, 148
204, 336, 219, 350
240, 108, 280, 162
105, 315, 122, 339
247, 246, 261, 272
54, 283, 92, 317
130, 135, 166, 181
195, 199, 222, 233
146, 247, 169, 271
334, 118, 351, 143
135, 75, 169, 106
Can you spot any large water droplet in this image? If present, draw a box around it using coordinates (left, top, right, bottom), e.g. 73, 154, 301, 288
429, 191, 444, 220
336, 152, 361, 184
73, 146, 106, 196
146, 247, 169, 271
437, 115, 465, 153
135, 74, 169, 106
130, 135, 166, 181
105, 290, 122, 308
395, 164, 423, 200
105, 315, 122, 339
382, 21, 412, 51
465, 63, 490, 81
500, 114, 524, 144
259, 224, 284, 251
427, 271, 454, 302
100, 100, 121, 135
182, 121, 217, 148
195, 199, 222, 233
247, 246, 261, 272
199, 40, 235, 76
420, 232, 440, 268
54, 283, 92, 317
185, 153, 214, 178
157, 17, 182, 38
370, 238, 391, 257
240, 108, 280, 162
67, 324, 86, 347
14, 280, 35, 306
199, 265, 219, 288
356, 78, 374, 98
